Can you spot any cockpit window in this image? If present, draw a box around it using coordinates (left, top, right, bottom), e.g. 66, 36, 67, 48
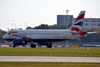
6, 33, 11, 35
8, 33, 11, 35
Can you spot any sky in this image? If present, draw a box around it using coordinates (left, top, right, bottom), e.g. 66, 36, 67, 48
0, 0, 100, 31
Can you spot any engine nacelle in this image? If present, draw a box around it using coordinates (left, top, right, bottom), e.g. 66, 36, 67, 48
13, 39, 27, 45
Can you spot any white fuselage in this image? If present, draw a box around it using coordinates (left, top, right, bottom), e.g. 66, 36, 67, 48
3, 29, 81, 42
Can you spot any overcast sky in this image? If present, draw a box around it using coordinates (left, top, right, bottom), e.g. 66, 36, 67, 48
0, 0, 100, 30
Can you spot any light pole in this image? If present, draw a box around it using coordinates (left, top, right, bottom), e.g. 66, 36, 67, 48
66, 10, 69, 47
66, 10, 69, 29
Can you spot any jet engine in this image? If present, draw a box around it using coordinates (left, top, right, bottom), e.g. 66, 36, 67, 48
13, 39, 27, 45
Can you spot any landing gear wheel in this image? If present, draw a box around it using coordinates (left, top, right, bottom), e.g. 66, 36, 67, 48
47, 43, 52, 48
47, 44, 52, 48
13, 45, 16, 48
31, 44, 36, 48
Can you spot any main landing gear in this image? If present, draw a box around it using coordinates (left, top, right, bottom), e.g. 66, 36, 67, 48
47, 42, 52, 48
13, 45, 16, 48
12, 44, 36, 48
30, 40, 36, 48
12, 42, 52, 48
30, 44, 36, 48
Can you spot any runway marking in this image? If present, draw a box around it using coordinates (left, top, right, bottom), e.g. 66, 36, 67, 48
0, 56, 100, 62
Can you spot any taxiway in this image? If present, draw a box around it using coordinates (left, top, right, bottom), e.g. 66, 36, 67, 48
0, 56, 100, 62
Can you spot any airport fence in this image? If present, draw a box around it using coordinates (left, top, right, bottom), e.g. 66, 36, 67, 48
0, 42, 100, 48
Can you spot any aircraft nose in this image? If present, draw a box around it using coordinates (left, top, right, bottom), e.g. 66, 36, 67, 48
3, 35, 6, 39
3, 34, 8, 39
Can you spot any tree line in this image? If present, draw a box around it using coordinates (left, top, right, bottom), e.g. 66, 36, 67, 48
0, 29, 6, 42
26, 24, 72, 29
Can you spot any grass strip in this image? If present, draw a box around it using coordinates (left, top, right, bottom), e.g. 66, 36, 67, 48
0, 47, 100, 57
0, 62, 100, 67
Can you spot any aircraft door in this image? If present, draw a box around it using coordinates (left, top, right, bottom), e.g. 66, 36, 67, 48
63, 31, 67, 38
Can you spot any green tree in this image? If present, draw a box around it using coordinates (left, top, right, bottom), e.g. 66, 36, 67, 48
68, 23, 72, 28
49, 24, 61, 29
0, 29, 6, 43
26, 26, 33, 29
35, 24, 49, 29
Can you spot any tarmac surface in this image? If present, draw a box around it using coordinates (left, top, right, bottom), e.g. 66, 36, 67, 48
0, 56, 100, 62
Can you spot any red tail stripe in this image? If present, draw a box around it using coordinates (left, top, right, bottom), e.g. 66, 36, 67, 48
75, 13, 85, 22
71, 27, 80, 32
71, 27, 87, 36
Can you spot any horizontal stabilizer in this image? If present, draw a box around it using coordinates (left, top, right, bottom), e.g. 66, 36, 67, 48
87, 32, 98, 34
70, 31, 78, 34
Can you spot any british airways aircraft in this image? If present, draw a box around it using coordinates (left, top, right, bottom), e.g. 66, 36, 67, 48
3, 11, 96, 48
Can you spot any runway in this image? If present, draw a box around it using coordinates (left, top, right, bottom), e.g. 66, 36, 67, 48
0, 56, 100, 62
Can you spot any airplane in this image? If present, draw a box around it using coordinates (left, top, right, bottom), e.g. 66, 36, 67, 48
3, 11, 97, 48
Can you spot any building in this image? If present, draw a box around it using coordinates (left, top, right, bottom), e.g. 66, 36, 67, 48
57, 15, 73, 26
57, 15, 100, 29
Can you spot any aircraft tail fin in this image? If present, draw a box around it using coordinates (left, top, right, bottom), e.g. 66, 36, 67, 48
70, 11, 87, 36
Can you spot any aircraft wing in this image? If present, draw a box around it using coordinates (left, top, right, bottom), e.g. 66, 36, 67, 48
84, 31, 98, 36
70, 31, 98, 35
70, 31, 78, 34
